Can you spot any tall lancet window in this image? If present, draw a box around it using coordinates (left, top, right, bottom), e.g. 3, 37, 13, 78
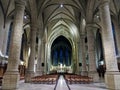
6, 23, 13, 56
112, 23, 118, 55
53, 50, 58, 66
65, 48, 69, 66
59, 48, 63, 64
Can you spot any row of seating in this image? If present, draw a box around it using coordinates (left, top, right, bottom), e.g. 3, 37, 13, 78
31, 74, 59, 84
64, 74, 93, 84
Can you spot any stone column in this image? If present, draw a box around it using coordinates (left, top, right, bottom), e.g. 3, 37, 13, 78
46, 42, 50, 74
42, 40, 46, 74
78, 38, 82, 75
99, 0, 120, 89
113, 19, 120, 70
25, 25, 37, 82
36, 38, 41, 75
113, 19, 120, 56
76, 42, 80, 74
37, 39, 45, 75
25, 0, 38, 82
2, 0, 26, 89
86, 24, 99, 82
0, 11, 5, 54
81, 34, 88, 76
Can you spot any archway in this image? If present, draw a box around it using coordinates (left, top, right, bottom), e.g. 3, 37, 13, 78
50, 35, 72, 73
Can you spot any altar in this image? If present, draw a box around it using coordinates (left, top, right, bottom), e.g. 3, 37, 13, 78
50, 64, 72, 74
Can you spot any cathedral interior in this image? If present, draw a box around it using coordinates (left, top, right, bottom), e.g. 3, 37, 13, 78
0, 0, 120, 90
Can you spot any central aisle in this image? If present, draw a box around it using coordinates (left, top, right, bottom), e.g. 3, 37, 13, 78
55, 75, 69, 90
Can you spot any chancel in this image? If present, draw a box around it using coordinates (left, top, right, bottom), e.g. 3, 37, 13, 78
0, 0, 120, 90
50, 36, 72, 73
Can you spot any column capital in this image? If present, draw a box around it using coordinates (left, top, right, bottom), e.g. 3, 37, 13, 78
31, 24, 39, 29
38, 32, 44, 38
77, 41, 80, 44
41, 39, 46, 44
30, 24, 39, 33
86, 23, 98, 30
15, 0, 27, 6
99, 0, 110, 8
80, 34, 86, 39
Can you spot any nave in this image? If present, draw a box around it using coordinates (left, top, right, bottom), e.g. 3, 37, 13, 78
1, 0, 120, 89
1, 75, 107, 90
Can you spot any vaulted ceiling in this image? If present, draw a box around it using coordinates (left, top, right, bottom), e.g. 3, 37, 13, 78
0, 0, 120, 39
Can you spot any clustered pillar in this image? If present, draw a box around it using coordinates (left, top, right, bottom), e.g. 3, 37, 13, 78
2, 0, 26, 89
99, 0, 120, 89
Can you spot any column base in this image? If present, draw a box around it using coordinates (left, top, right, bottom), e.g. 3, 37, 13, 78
81, 71, 88, 76
88, 71, 99, 82
25, 71, 35, 83
2, 71, 20, 90
36, 70, 44, 76
105, 71, 120, 90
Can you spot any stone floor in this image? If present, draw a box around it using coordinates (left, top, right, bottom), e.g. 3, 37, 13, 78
0, 75, 108, 90
55, 75, 69, 90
